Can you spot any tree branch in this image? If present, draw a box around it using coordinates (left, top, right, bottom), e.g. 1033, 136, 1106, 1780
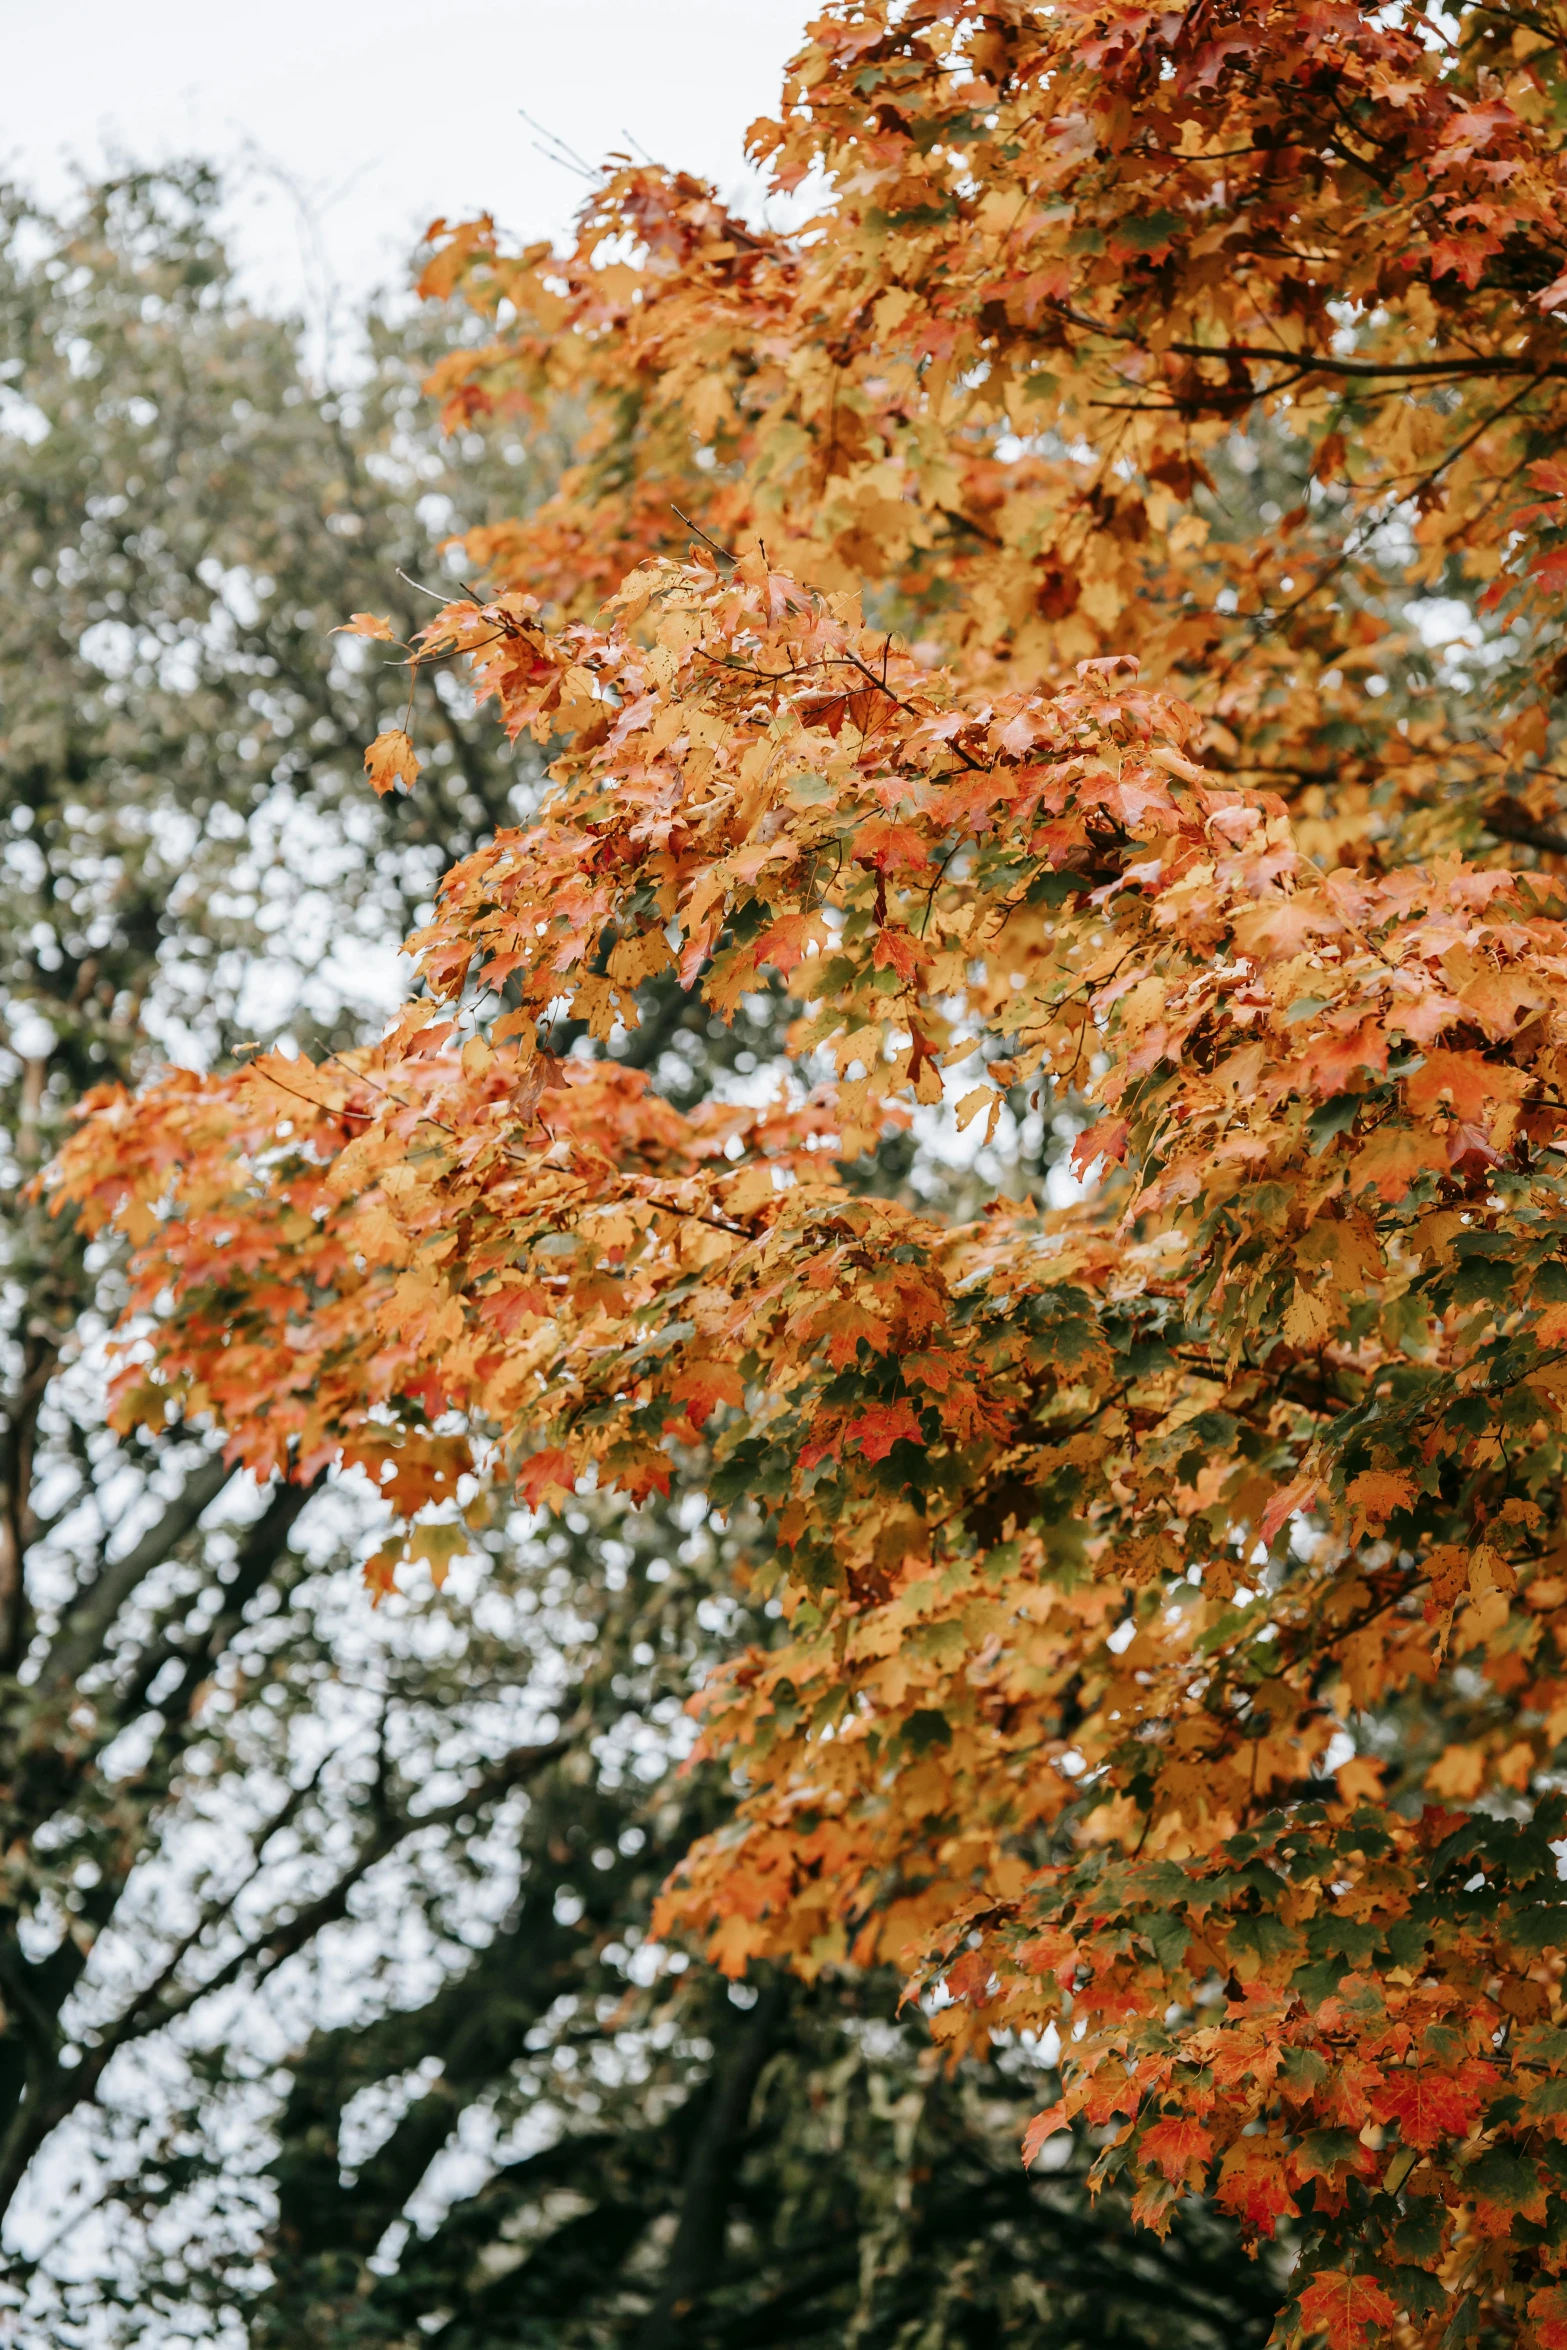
1048, 305, 1567, 386
40, 1452, 234, 1691
102, 1732, 575, 2053
1482, 804, 1567, 860
631, 1979, 785, 2350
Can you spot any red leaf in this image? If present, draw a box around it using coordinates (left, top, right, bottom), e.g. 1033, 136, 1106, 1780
1022, 2102, 1069, 2168
1259, 1472, 1318, 1550
842, 1400, 924, 1463
1368, 2067, 1484, 2150
1296, 2270, 1399, 2350
1138, 2116, 1214, 2187
1070, 1116, 1129, 1180
1529, 2283, 1567, 2349
1428, 230, 1501, 287
872, 925, 928, 984
517, 1448, 575, 1509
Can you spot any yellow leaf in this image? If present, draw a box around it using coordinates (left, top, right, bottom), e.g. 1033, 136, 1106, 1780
1282, 1283, 1335, 1349
1426, 1742, 1487, 1799
334, 611, 398, 641
364, 729, 420, 796
719, 1165, 776, 1216
1345, 1469, 1416, 1540
1468, 1542, 1516, 1599
954, 1084, 1002, 1140
607, 927, 674, 987
410, 1521, 470, 1589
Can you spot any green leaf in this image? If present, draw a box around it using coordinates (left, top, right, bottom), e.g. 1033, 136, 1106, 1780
903, 1708, 952, 1755
1308, 1093, 1364, 1154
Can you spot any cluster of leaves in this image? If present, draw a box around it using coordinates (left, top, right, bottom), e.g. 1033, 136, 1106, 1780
419, 0, 1567, 861
1, 169, 1271, 2350
51, 520, 1567, 2337
38, 3, 1567, 2344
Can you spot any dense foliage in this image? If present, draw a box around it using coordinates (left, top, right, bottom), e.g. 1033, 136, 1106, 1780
1, 168, 1282, 2350
38, 3, 1567, 2341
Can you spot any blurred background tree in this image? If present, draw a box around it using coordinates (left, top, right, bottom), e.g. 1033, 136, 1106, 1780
0, 168, 1285, 2346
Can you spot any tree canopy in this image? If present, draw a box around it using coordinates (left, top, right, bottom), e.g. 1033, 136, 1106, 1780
44, 7, 1567, 2344
1, 165, 1272, 2350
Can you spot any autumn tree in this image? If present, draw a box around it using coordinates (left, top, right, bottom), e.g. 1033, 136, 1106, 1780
0, 166, 1275, 2350
43, 6, 1567, 2346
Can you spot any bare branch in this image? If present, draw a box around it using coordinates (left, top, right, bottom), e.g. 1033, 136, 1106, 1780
40, 1454, 234, 1691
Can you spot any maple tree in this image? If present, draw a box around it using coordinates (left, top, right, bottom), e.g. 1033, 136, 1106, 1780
43, 4, 1567, 2343
0, 172, 1255, 2350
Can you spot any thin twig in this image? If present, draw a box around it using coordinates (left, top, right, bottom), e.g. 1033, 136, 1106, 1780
396, 565, 458, 603
672, 505, 739, 563
1047, 303, 1567, 385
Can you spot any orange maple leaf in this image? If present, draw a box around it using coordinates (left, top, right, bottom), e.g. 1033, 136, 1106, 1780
1345, 1469, 1416, 1539
1296, 2269, 1400, 2350
1138, 2116, 1214, 2188
856, 820, 929, 873
1404, 1048, 1524, 1124
754, 910, 827, 979
1021, 2102, 1069, 2167
817, 1300, 891, 1368
1215, 2135, 1299, 2233
1069, 1116, 1129, 1180
1351, 1124, 1440, 1202
1297, 1016, 1387, 1095
668, 1360, 745, 1425
51, 23, 1567, 2312
334, 611, 398, 641
363, 728, 421, 796
517, 1448, 575, 1509
1422, 1542, 1472, 1628
872, 925, 928, 983
1230, 894, 1340, 958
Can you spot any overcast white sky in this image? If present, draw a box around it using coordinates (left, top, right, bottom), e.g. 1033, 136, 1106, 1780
5, 1, 813, 323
